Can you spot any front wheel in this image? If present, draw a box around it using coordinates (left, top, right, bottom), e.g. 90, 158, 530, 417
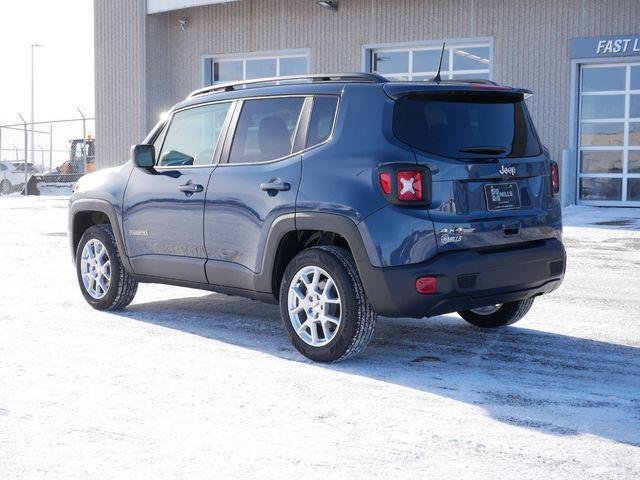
458, 298, 535, 328
279, 246, 377, 363
76, 224, 138, 310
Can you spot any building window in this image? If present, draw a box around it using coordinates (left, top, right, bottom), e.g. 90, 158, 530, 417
365, 39, 492, 81
578, 63, 640, 204
205, 51, 309, 85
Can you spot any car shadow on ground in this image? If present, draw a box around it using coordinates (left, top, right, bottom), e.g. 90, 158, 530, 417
111, 293, 640, 447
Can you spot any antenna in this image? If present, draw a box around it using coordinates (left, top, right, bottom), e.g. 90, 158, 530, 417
433, 42, 446, 83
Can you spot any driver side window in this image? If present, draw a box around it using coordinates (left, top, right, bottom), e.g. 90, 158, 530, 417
158, 102, 231, 167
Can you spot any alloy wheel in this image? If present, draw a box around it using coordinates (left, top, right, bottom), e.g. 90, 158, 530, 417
469, 304, 502, 316
287, 265, 342, 347
80, 238, 111, 299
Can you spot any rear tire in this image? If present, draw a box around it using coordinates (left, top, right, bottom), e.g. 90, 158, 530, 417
76, 224, 138, 311
0, 180, 11, 195
279, 246, 376, 363
458, 298, 534, 328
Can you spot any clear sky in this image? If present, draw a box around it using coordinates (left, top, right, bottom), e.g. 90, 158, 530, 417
0, 0, 94, 166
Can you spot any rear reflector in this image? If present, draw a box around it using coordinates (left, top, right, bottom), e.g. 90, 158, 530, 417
379, 172, 391, 195
551, 161, 560, 195
416, 276, 437, 294
550, 260, 564, 276
397, 171, 423, 201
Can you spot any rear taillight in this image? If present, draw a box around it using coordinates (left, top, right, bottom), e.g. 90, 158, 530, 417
397, 171, 423, 201
379, 172, 391, 195
551, 161, 560, 195
378, 165, 431, 206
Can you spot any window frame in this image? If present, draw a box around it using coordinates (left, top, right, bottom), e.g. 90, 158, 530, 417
153, 99, 237, 170
362, 37, 493, 81
201, 49, 311, 87
218, 94, 341, 167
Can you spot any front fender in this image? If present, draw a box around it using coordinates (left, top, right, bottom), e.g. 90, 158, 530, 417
68, 198, 133, 273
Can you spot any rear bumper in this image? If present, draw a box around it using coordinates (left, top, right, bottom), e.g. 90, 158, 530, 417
357, 238, 566, 318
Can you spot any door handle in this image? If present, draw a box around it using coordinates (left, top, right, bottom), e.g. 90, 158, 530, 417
260, 180, 290, 192
179, 183, 203, 193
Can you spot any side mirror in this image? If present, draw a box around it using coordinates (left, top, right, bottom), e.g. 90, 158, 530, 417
131, 144, 155, 168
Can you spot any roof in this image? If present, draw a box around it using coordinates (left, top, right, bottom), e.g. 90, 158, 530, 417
176, 73, 532, 110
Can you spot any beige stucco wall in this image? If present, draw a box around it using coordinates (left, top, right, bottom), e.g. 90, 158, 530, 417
95, 0, 640, 174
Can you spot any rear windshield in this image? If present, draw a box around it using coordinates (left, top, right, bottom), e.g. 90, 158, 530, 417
393, 93, 541, 159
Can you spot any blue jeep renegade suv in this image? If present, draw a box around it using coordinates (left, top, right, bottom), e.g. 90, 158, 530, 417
69, 73, 565, 362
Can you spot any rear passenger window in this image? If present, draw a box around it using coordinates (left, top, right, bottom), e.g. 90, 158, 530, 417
306, 96, 338, 147
228, 97, 304, 164
158, 102, 231, 167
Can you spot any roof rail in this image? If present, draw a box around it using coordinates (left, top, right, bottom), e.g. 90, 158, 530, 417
187, 73, 387, 98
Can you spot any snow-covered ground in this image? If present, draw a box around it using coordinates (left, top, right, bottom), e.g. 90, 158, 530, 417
1, 196, 639, 479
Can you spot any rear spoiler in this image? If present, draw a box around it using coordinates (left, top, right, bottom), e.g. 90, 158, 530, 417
383, 82, 533, 100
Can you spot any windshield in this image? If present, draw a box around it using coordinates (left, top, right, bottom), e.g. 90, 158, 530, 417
393, 93, 541, 159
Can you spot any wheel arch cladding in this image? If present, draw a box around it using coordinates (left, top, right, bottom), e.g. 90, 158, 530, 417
72, 210, 110, 254
270, 228, 353, 297
69, 199, 132, 272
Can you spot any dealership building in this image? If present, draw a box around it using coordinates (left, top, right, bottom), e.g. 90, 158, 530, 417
95, 0, 640, 206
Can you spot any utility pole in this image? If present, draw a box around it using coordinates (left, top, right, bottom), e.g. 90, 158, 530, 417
18, 114, 28, 193
76, 107, 87, 173
38, 145, 45, 171
30, 43, 45, 165
49, 124, 53, 173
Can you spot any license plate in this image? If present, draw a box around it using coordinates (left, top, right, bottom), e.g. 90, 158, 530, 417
484, 183, 521, 211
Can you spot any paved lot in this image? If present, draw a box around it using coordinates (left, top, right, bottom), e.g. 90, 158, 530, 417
1, 196, 639, 479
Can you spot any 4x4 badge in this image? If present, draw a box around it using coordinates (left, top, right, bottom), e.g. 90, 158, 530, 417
500, 165, 516, 176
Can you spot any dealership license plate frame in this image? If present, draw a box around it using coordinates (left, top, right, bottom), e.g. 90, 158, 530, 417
484, 183, 521, 211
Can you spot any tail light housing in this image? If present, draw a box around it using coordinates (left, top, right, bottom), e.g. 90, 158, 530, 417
550, 160, 560, 195
378, 164, 432, 206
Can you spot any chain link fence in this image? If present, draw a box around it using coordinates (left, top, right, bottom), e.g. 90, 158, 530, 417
0, 115, 95, 196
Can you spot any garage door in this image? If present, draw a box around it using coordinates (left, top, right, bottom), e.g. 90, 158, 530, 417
578, 63, 640, 205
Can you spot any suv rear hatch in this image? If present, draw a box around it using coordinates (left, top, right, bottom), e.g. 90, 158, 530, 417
387, 83, 561, 253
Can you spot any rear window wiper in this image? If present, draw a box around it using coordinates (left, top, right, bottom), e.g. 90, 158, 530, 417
458, 146, 507, 154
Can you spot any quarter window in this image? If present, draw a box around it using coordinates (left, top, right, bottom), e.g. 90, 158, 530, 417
368, 40, 491, 81
228, 97, 304, 164
158, 102, 231, 167
306, 96, 339, 148
152, 124, 167, 154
